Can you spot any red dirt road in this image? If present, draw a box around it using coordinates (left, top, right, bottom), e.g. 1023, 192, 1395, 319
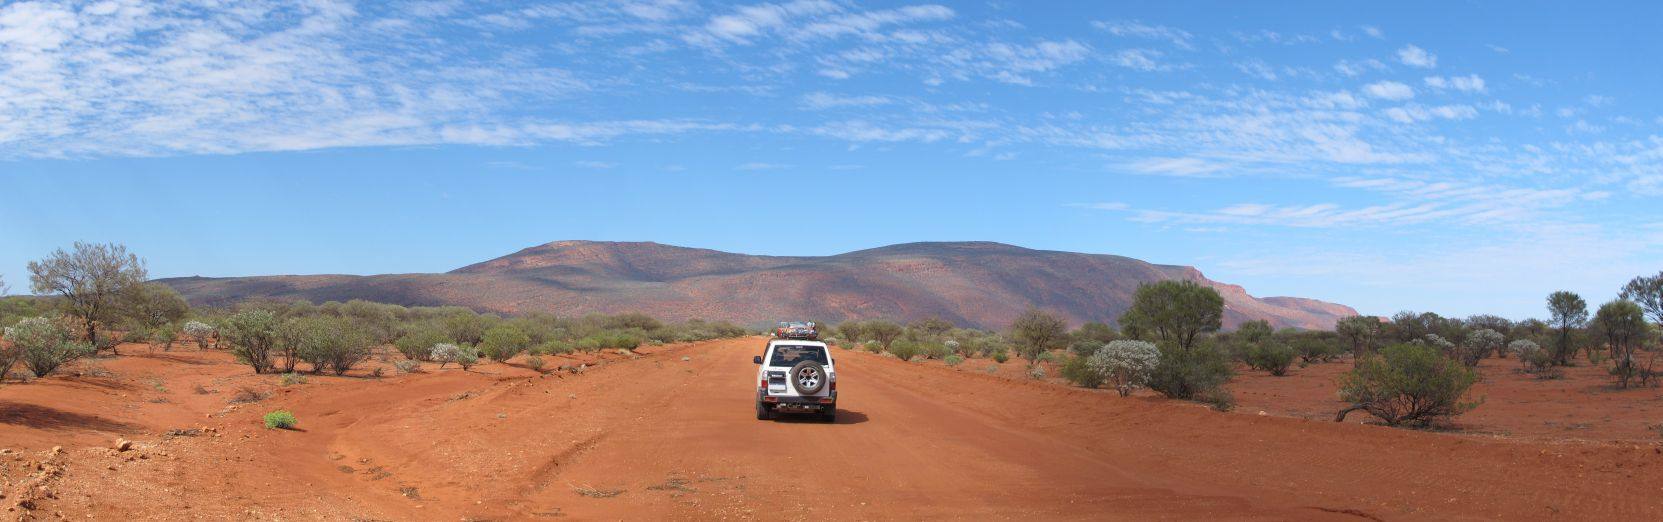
5, 337, 1663, 520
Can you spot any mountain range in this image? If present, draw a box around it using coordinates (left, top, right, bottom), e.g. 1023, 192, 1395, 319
158, 241, 1356, 330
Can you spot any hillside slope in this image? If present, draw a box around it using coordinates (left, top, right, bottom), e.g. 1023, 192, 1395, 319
159, 241, 1355, 329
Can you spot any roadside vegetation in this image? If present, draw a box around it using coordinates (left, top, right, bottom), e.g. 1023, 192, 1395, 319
5, 243, 1661, 432
825, 272, 1663, 429
1, 243, 753, 390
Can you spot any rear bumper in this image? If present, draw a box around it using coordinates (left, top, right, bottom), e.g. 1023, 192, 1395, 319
758, 390, 836, 408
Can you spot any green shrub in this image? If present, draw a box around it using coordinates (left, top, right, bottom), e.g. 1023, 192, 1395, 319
863, 340, 882, 353
944, 354, 965, 367
481, 324, 533, 361
394, 323, 450, 360
454, 346, 479, 369
1068, 339, 1104, 357
263, 410, 298, 430
992, 350, 1010, 364
151, 323, 180, 351
1196, 387, 1236, 412
121, 328, 150, 343
1147, 342, 1233, 400
888, 339, 921, 361
534, 340, 575, 355
921, 341, 951, 360
1337, 343, 1479, 426
1027, 365, 1047, 380
1244, 342, 1296, 376
526, 355, 546, 371
1060, 355, 1102, 388
278, 372, 308, 386
1290, 337, 1339, 364
279, 316, 372, 375
575, 330, 643, 351
222, 310, 279, 374
7, 317, 95, 378
393, 360, 421, 373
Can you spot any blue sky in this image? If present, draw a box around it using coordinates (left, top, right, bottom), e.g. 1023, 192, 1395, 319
2, 0, 1661, 320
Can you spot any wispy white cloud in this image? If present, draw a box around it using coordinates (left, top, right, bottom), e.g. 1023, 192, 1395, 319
802, 92, 893, 109
1122, 157, 1231, 177
1383, 104, 1477, 123
1396, 44, 1437, 68
1334, 58, 1388, 77
1120, 177, 1592, 229
1423, 74, 1485, 92
573, 160, 618, 169
736, 161, 789, 170
1363, 81, 1415, 100
1109, 48, 1170, 71
1092, 20, 1193, 50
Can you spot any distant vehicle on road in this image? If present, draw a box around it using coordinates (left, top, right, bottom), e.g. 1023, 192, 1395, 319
753, 339, 836, 422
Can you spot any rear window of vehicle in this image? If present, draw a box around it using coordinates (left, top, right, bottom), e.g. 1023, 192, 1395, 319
768, 345, 828, 367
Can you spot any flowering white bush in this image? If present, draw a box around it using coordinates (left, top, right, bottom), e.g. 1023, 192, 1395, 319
430, 343, 460, 367
944, 339, 961, 355
1508, 339, 1540, 357
1027, 365, 1046, 380
430, 343, 478, 369
1467, 329, 1504, 349
1458, 328, 1505, 366
1422, 334, 1455, 352
1088, 340, 1161, 397
183, 321, 216, 349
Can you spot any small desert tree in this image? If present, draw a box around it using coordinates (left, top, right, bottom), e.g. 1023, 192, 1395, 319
1122, 281, 1229, 400
863, 320, 903, 351
1620, 271, 1663, 326
1088, 340, 1160, 396
1009, 308, 1068, 364
1073, 321, 1118, 344
27, 242, 148, 352
8, 317, 95, 378
222, 310, 279, 374
1547, 290, 1589, 366
1118, 280, 1223, 352
1235, 320, 1274, 344
835, 320, 865, 345
1336, 343, 1479, 427
121, 283, 189, 338
1336, 315, 1381, 362
1594, 299, 1650, 388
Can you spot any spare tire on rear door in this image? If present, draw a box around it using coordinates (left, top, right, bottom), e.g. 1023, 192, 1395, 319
790, 360, 826, 395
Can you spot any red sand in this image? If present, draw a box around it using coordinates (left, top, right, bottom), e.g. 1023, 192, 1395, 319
3, 338, 1662, 520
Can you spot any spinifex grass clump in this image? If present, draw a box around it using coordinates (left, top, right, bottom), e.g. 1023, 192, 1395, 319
263, 410, 298, 429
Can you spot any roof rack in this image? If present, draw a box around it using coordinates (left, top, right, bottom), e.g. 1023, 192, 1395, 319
773, 321, 818, 340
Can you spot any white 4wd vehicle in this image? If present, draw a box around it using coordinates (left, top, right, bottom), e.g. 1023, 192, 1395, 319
753, 339, 837, 422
